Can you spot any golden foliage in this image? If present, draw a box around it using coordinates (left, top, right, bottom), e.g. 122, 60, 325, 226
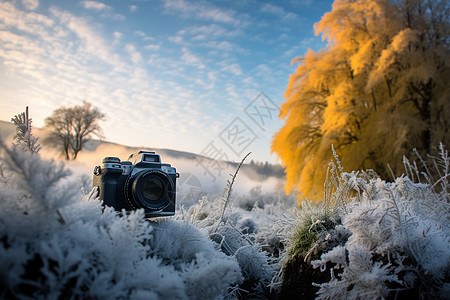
272, 0, 450, 201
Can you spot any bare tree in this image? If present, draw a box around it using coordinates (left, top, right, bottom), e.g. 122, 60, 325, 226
44, 101, 105, 160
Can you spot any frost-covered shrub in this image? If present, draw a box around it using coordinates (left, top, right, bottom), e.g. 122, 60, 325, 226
0, 142, 242, 299
185, 195, 280, 298
10, 107, 41, 154
285, 202, 347, 261
182, 159, 295, 298
233, 186, 296, 212
312, 147, 450, 299
276, 199, 350, 299
281, 150, 352, 266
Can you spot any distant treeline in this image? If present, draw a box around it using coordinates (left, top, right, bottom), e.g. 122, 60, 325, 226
236, 160, 285, 182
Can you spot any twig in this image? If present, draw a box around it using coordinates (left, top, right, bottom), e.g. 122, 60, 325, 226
215, 152, 251, 231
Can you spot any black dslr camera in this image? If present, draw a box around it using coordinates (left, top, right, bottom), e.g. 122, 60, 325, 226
93, 151, 178, 218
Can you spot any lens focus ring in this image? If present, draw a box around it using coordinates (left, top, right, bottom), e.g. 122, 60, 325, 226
125, 169, 174, 211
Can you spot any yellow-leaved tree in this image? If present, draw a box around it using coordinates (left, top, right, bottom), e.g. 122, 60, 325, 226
272, 0, 450, 200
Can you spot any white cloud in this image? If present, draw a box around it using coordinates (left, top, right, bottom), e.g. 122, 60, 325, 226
102, 12, 125, 21
163, 0, 242, 26
130, 5, 137, 12
79, 1, 124, 20
145, 43, 160, 51
181, 47, 205, 69
204, 40, 234, 51
225, 83, 239, 100
134, 31, 156, 41
50, 7, 117, 65
169, 36, 183, 43
173, 24, 246, 54
125, 44, 143, 64
205, 71, 216, 89
22, 0, 39, 10
178, 24, 242, 41
222, 63, 242, 76
254, 63, 271, 74
0, 2, 54, 37
113, 31, 122, 39
179, 24, 225, 39
260, 3, 298, 21
80, 1, 110, 11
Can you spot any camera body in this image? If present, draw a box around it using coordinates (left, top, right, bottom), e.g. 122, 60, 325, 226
93, 151, 178, 218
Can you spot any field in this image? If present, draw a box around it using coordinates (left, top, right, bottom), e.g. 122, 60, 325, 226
0, 121, 449, 299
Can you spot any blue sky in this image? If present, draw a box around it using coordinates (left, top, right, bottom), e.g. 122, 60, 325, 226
0, 0, 332, 163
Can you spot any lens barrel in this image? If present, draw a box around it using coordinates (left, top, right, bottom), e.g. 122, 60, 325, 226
141, 177, 164, 201
126, 170, 174, 211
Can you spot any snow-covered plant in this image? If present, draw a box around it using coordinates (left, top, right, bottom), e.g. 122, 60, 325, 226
183, 194, 278, 298
234, 185, 297, 212
182, 153, 291, 298
402, 143, 449, 199
216, 152, 251, 230
11, 107, 41, 154
277, 200, 349, 299
312, 146, 450, 299
0, 140, 243, 299
283, 149, 353, 262
324, 146, 378, 218
287, 202, 335, 260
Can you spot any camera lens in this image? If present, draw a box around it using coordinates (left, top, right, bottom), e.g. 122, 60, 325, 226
141, 177, 164, 201
128, 170, 174, 211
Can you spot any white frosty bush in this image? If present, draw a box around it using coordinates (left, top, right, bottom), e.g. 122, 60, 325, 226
312, 146, 450, 299
10, 108, 41, 154
185, 195, 280, 298
181, 159, 295, 298
0, 141, 242, 299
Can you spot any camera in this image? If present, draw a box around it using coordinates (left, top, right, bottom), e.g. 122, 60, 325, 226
93, 151, 178, 218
